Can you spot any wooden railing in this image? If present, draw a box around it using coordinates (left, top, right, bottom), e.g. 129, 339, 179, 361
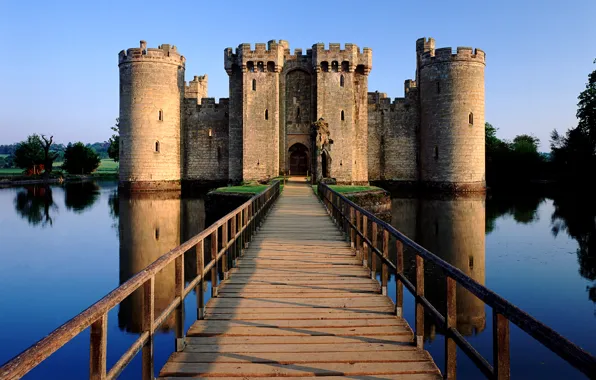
317, 183, 596, 380
0, 180, 281, 380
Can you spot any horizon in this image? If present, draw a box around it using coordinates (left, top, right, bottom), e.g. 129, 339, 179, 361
0, 0, 594, 150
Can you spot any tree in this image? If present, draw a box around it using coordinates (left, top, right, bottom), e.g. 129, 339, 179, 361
41, 135, 59, 180
62, 142, 100, 174
108, 118, 120, 162
13, 135, 44, 173
511, 134, 540, 154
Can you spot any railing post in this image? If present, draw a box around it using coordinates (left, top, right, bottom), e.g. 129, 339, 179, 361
89, 313, 107, 380
174, 254, 185, 352
362, 215, 368, 268
226, 218, 232, 276
244, 206, 249, 249
415, 255, 424, 349
196, 240, 205, 320
211, 230, 218, 297
355, 210, 361, 262
371, 222, 377, 281
350, 207, 355, 249
237, 212, 242, 257
396, 240, 403, 317
445, 276, 457, 379
493, 310, 511, 380
142, 277, 155, 380
382, 229, 389, 296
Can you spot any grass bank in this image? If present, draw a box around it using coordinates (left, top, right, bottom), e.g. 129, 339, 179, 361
328, 185, 382, 193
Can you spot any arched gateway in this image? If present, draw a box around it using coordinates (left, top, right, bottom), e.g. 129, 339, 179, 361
288, 143, 309, 176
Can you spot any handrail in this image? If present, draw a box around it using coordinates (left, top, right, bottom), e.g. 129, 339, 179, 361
0, 180, 281, 380
317, 183, 596, 380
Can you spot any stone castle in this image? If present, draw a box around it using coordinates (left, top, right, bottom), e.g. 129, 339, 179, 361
118, 37, 485, 191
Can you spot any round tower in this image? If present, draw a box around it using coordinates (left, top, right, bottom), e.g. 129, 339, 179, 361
118, 40, 185, 191
418, 41, 486, 191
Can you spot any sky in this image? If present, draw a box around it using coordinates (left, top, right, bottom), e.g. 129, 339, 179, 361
0, 0, 594, 151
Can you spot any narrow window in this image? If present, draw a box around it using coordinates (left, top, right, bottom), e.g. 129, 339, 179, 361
434, 146, 438, 160
341, 110, 345, 121
321, 61, 329, 72
331, 61, 339, 72
155, 141, 160, 153
257, 61, 264, 72
296, 107, 300, 122
158, 110, 163, 121
436, 82, 441, 94
265, 109, 269, 120
267, 61, 275, 72
247, 61, 255, 72
154, 228, 160, 240
469, 112, 474, 125
469, 256, 474, 270
340, 75, 344, 87
208, 128, 212, 137
252, 79, 256, 91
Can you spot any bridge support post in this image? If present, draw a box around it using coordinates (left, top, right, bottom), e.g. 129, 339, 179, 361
350, 207, 355, 249
211, 231, 218, 298
362, 215, 368, 268
142, 277, 155, 380
445, 276, 457, 379
396, 240, 404, 317
415, 255, 424, 349
493, 311, 511, 380
355, 210, 362, 261
89, 314, 107, 380
371, 222, 377, 282
382, 230, 389, 296
175, 255, 185, 352
223, 221, 229, 280
196, 241, 205, 320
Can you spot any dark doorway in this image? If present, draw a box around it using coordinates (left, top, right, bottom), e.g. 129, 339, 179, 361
289, 143, 308, 175
322, 151, 329, 178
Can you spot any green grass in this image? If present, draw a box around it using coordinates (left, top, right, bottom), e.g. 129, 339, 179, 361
0, 168, 24, 175
328, 185, 382, 193
95, 159, 119, 172
212, 185, 268, 194
0, 154, 8, 159
0, 159, 119, 178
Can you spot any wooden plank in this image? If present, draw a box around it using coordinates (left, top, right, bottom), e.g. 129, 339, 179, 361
184, 335, 414, 345
187, 326, 412, 337
182, 342, 419, 353
184, 318, 404, 329
159, 361, 440, 377
167, 351, 431, 363
161, 375, 441, 380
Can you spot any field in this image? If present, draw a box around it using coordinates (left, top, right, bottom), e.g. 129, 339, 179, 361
0, 159, 119, 177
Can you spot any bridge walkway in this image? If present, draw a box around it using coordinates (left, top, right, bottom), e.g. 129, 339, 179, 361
159, 178, 441, 379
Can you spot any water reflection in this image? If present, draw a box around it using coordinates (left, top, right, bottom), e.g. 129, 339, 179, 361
485, 190, 545, 234
391, 193, 486, 341
63, 182, 100, 213
13, 185, 57, 227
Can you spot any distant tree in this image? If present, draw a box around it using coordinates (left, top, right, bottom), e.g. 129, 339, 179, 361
40, 135, 59, 180
511, 134, 540, 154
62, 142, 100, 174
13, 135, 44, 174
550, 61, 596, 182
108, 118, 119, 162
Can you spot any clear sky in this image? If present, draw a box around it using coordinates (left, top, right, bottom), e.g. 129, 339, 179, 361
0, 0, 594, 150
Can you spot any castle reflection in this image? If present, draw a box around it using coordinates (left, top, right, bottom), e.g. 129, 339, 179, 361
390, 192, 486, 341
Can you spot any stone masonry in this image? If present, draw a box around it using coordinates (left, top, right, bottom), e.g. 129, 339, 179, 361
118, 37, 485, 191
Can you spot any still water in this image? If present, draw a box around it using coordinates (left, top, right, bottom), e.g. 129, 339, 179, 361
0, 181, 594, 379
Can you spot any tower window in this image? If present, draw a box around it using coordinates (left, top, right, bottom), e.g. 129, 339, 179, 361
469, 112, 474, 126
257, 61, 264, 72
158, 110, 163, 121
434, 146, 438, 160
247, 61, 255, 72
296, 107, 300, 122
331, 61, 339, 72
469, 256, 474, 270
436, 82, 441, 94
341, 110, 345, 121
340, 75, 344, 87
208, 128, 212, 137
252, 79, 256, 91
154, 228, 160, 240
155, 141, 160, 153
265, 109, 269, 120
267, 61, 275, 72
321, 61, 329, 72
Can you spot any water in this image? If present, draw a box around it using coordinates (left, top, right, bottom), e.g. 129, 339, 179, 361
0, 182, 594, 379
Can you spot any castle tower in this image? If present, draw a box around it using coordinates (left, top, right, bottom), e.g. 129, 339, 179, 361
118, 191, 181, 333
118, 41, 186, 191
225, 41, 284, 182
417, 38, 486, 191
312, 43, 372, 184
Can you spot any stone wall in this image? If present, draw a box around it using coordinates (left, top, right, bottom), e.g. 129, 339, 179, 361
367, 83, 419, 182
182, 98, 229, 182
118, 41, 185, 190
184, 75, 208, 103
418, 43, 486, 190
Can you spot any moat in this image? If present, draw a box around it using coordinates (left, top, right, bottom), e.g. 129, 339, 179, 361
0, 181, 594, 379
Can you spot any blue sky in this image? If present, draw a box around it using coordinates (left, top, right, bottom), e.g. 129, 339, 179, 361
0, 0, 594, 150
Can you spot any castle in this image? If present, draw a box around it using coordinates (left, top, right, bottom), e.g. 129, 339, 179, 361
118, 37, 485, 191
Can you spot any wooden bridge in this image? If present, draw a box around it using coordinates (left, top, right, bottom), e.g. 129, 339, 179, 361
1, 178, 595, 379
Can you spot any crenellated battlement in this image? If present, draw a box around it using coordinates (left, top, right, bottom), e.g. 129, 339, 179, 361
224, 40, 285, 74
368, 91, 417, 112
119, 40, 185, 66
420, 46, 485, 67
185, 75, 208, 102
199, 98, 229, 108
312, 43, 372, 74
283, 47, 313, 63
